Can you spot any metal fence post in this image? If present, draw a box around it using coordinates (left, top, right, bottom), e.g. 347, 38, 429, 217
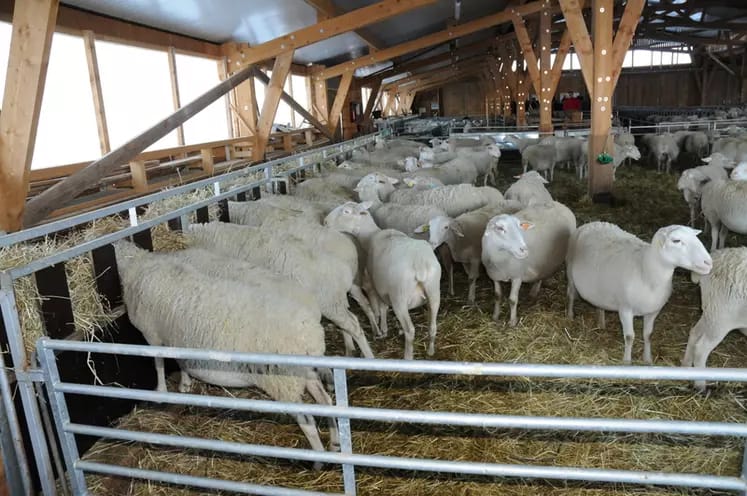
36, 339, 87, 494
333, 368, 356, 496
0, 347, 30, 495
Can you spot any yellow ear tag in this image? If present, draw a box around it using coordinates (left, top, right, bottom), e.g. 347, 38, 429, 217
422, 224, 429, 232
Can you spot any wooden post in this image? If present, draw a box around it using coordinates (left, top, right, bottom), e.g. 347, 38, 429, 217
233, 76, 258, 136
0, 0, 59, 232
539, 3, 553, 135
309, 65, 329, 123
328, 71, 354, 134
217, 57, 236, 138
82, 30, 111, 155
516, 58, 527, 127
362, 79, 382, 124
167, 47, 185, 145
129, 160, 148, 192
253, 51, 294, 161
200, 148, 215, 174
588, 0, 614, 199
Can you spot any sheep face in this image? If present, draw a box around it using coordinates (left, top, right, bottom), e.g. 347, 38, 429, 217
652, 225, 712, 275
620, 144, 641, 161
487, 144, 502, 159
414, 215, 463, 249
730, 162, 747, 180
677, 169, 708, 198
324, 202, 378, 235
354, 174, 397, 199
482, 214, 531, 260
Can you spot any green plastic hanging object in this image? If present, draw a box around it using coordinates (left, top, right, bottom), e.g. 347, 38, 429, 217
596, 152, 614, 165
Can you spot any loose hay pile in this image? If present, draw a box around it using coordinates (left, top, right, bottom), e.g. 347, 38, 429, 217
82, 156, 747, 495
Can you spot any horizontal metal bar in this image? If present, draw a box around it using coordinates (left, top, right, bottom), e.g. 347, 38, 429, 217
75, 461, 340, 496
57, 383, 747, 438
0, 133, 377, 248
70, 430, 747, 492
39, 339, 747, 382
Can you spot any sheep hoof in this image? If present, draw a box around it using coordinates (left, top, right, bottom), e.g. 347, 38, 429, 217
509, 318, 518, 327
427, 345, 435, 356
330, 441, 341, 452
313, 462, 324, 471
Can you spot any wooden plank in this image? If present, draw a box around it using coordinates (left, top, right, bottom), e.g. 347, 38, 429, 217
82, 30, 110, 155
252, 67, 335, 140
231, 0, 435, 70
167, 47, 185, 146
589, 0, 614, 198
512, 14, 541, 95
559, 0, 594, 93
35, 263, 76, 339
302, 0, 384, 50
328, 71, 354, 133
317, 0, 550, 80
0, 0, 59, 232
200, 148, 215, 174
539, 5, 553, 134
24, 64, 257, 227
550, 29, 572, 95
253, 52, 294, 161
129, 160, 148, 192
611, 0, 645, 89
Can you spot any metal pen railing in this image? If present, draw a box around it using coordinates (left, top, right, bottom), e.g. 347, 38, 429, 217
36, 339, 747, 496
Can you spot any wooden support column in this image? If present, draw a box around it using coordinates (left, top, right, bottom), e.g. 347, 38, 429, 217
83, 30, 110, 155
167, 47, 185, 145
217, 58, 236, 138
328, 71, 353, 134
253, 51, 294, 160
538, 3, 553, 135
362, 79, 382, 124
129, 160, 148, 192
233, 76, 258, 136
516, 56, 528, 127
309, 66, 329, 124
0, 0, 59, 232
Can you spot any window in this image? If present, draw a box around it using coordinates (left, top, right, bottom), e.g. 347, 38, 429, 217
262, 69, 293, 127
97, 40, 178, 151
32, 32, 100, 168
291, 75, 309, 127
175, 53, 230, 144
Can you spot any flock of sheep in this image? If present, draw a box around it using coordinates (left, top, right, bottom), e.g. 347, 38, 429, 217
112, 130, 747, 459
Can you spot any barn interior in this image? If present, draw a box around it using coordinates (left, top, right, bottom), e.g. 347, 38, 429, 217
1, 0, 747, 495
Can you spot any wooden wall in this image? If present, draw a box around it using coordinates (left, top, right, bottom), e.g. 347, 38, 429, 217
439, 79, 486, 116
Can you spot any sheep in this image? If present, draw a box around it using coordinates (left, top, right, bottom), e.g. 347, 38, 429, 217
293, 178, 354, 203
701, 152, 736, 169
324, 202, 441, 360
711, 137, 747, 164
683, 131, 710, 158
260, 194, 340, 217
447, 136, 495, 152
731, 162, 747, 180
521, 143, 558, 181
504, 170, 553, 207
416, 201, 523, 302
402, 176, 444, 190
114, 241, 338, 458
700, 177, 747, 251
352, 147, 419, 169
228, 199, 325, 226
566, 222, 712, 364
540, 136, 585, 174
505, 135, 540, 153
453, 144, 502, 186
614, 132, 635, 147
408, 156, 479, 185
419, 148, 456, 164
581, 143, 641, 181
676, 164, 728, 226
483, 202, 576, 326
388, 182, 504, 217
643, 134, 680, 173
186, 222, 375, 359
681, 248, 747, 391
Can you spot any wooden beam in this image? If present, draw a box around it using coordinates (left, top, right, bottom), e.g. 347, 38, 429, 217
82, 30, 110, 155
538, 5, 553, 135
512, 14, 541, 95
251, 67, 335, 140
611, 0, 645, 88
309, 65, 329, 124
550, 29, 572, 95
230, 0, 436, 70
253, 52, 294, 161
589, 0, 614, 198
23, 64, 257, 227
362, 79, 382, 123
328, 72, 354, 134
0, 0, 59, 232
217, 57, 236, 138
167, 47, 185, 146
559, 0, 594, 92
302, 0, 384, 50
316, 0, 549, 80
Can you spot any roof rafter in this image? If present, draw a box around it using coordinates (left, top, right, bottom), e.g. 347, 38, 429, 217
302, 0, 385, 51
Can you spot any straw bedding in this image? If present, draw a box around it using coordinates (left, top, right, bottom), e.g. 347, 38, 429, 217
73, 155, 747, 494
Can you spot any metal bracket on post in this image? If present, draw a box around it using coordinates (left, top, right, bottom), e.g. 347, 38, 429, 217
333, 368, 356, 496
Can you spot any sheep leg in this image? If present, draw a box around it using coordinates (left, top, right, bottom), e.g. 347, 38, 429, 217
492, 280, 503, 322
328, 310, 375, 359
619, 308, 635, 365
709, 219, 721, 252
294, 414, 325, 469
688, 202, 696, 228
178, 370, 193, 393
342, 334, 355, 357
154, 357, 168, 393
550, 164, 555, 182
379, 304, 390, 337
529, 280, 542, 299
642, 310, 661, 365
692, 321, 731, 393
566, 272, 577, 319
682, 317, 707, 368
391, 300, 416, 360
305, 377, 340, 452
718, 225, 729, 250
508, 278, 522, 327
597, 308, 606, 330
466, 259, 481, 304
424, 279, 441, 357
436, 244, 454, 296
349, 284, 380, 337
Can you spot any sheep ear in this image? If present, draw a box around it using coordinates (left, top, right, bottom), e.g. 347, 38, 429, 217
451, 224, 465, 237
359, 201, 374, 211
691, 228, 702, 236
414, 223, 429, 233
540, 176, 549, 184
519, 222, 535, 231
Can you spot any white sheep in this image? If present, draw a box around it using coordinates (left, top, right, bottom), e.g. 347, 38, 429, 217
579, 143, 642, 181
454, 144, 502, 186
324, 202, 441, 360
114, 242, 338, 458
402, 176, 445, 190
260, 194, 340, 217
504, 170, 553, 207
417, 201, 523, 302
353, 147, 419, 169
447, 136, 494, 151
614, 132, 635, 147
407, 156, 479, 185
711, 137, 747, 164
186, 222, 375, 359
682, 247, 747, 391
419, 148, 456, 164
505, 135, 540, 153
293, 178, 354, 203
521, 143, 558, 181
731, 162, 747, 180
540, 136, 584, 174
566, 222, 712, 364
683, 131, 710, 158
676, 164, 728, 226
483, 202, 576, 326
228, 199, 325, 226
702, 152, 736, 169
700, 177, 747, 251
388, 182, 504, 217
643, 134, 679, 173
